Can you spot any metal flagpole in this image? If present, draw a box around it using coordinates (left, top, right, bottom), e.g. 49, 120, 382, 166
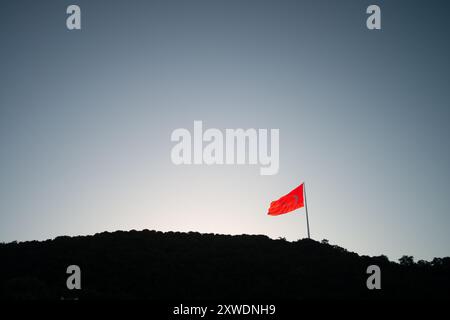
304, 182, 311, 239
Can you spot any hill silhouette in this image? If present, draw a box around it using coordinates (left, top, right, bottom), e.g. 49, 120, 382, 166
0, 230, 449, 300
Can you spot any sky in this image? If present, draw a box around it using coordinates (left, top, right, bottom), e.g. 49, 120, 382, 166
1, 0, 449, 261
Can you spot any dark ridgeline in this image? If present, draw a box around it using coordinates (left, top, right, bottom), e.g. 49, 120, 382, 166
0, 230, 449, 300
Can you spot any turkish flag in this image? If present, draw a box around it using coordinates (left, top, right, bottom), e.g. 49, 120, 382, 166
268, 183, 305, 216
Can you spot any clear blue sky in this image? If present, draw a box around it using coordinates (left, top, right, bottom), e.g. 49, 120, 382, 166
1, 0, 449, 261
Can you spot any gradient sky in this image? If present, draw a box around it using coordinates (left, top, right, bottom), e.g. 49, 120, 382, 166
1, 0, 449, 261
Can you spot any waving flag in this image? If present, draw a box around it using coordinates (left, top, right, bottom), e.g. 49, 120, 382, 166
268, 183, 305, 216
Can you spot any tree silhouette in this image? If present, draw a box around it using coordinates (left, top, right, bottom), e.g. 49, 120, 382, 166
399, 255, 415, 266
0, 230, 449, 300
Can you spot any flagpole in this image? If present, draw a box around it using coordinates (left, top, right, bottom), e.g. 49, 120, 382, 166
304, 182, 311, 239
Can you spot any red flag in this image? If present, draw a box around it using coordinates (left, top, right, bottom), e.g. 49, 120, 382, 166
268, 183, 305, 216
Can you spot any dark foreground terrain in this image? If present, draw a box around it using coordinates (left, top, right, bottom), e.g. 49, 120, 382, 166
0, 230, 449, 300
